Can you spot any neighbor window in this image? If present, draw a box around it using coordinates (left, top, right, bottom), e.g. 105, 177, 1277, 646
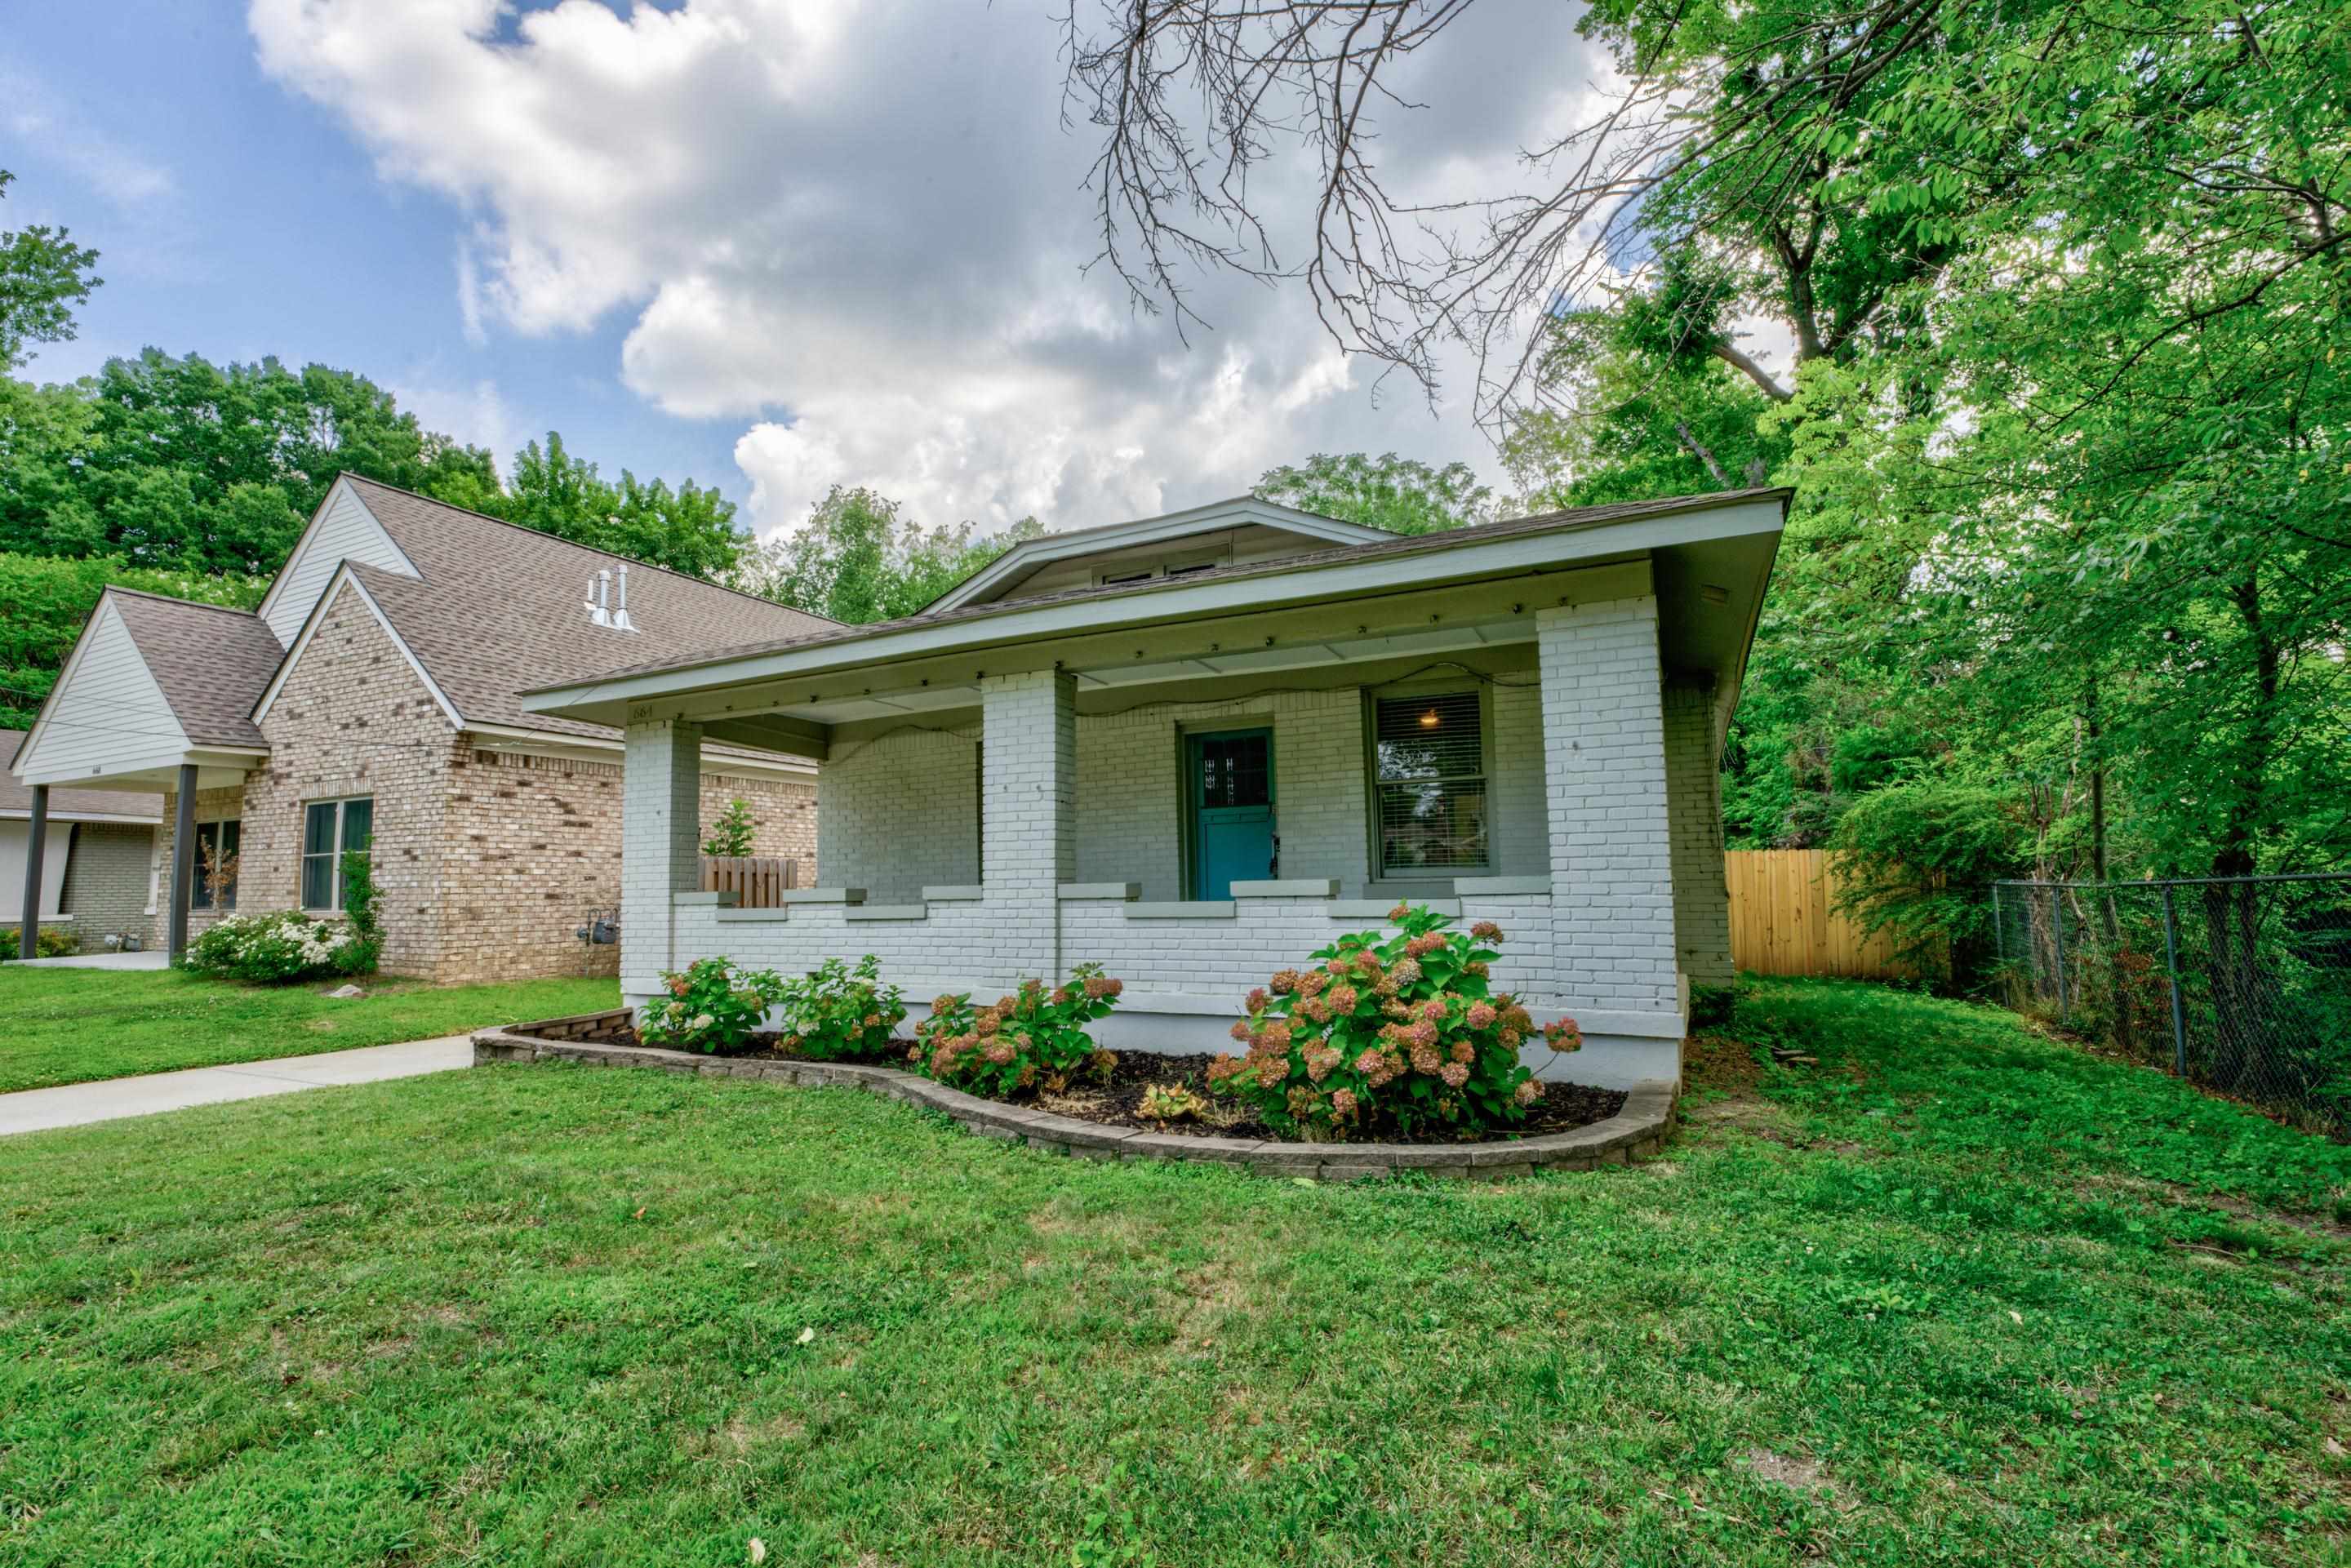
301, 796, 373, 910
1370, 691, 1488, 874
192, 818, 242, 910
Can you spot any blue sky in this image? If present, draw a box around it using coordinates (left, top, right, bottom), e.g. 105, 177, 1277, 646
6, 1, 1605, 537
6, 2, 747, 500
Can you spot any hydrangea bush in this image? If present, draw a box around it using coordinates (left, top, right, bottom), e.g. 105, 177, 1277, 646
641, 955, 788, 1054
775, 954, 905, 1060
1207, 903, 1580, 1139
910, 964, 1125, 1099
184, 909, 375, 985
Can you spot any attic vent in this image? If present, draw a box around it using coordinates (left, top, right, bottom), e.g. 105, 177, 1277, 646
583, 564, 640, 632
1100, 567, 1154, 587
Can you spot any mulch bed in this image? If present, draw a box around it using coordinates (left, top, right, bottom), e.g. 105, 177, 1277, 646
555, 1027, 1626, 1145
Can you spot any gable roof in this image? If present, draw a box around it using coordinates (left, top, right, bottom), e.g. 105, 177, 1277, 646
0, 731, 162, 820
532, 486, 1792, 695
924, 495, 1391, 614
311, 478, 833, 742
107, 589, 285, 750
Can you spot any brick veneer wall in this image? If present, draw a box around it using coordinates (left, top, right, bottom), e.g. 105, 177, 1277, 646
57, 822, 156, 952
440, 748, 816, 983
153, 785, 252, 945
1074, 690, 1373, 900
157, 581, 820, 984
1661, 681, 1733, 988
817, 726, 976, 903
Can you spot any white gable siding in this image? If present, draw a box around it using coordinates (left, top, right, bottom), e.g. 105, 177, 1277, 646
260, 482, 418, 646
16, 600, 189, 783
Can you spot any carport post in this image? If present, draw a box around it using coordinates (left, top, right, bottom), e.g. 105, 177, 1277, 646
167, 763, 198, 960
17, 784, 47, 958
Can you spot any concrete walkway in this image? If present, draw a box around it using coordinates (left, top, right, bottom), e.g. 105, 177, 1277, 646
9, 948, 171, 970
0, 1036, 472, 1136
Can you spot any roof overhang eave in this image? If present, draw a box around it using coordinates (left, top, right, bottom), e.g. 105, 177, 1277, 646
523, 494, 1789, 728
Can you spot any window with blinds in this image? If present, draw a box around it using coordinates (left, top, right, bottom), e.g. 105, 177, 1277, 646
1371, 690, 1487, 873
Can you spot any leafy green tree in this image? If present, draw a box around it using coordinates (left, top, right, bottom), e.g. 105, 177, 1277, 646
4, 350, 502, 573
700, 797, 757, 859
735, 486, 1039, 624
0, 553, 268, 727
1255, 452, 1495, 534
0, 171, 101, 372
462, 432, 749, 581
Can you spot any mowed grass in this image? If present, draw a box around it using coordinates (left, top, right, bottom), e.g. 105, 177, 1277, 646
1, 979, 2345, 1566
0, 966, 619, 1093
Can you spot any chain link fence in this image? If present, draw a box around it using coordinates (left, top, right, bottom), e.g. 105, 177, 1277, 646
1991, 873, 2351, 1135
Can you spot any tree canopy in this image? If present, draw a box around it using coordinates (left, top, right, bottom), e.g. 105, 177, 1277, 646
1071, 0, 2350, 972
0, 171, 100, 374
731, 486, 1040, 625
1255, 452, 1495, 534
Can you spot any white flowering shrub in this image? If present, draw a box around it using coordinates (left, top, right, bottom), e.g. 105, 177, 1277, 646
184, 909, 376, 985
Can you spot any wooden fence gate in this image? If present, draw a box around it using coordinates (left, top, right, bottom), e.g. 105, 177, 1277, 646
700, 856, 799, 908
1725, 849, 1913, 979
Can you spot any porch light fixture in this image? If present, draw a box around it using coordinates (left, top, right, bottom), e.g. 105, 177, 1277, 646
1420, 708, 1442, 728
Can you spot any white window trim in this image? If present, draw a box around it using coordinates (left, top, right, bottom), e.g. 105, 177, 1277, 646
300, 796, 374, 913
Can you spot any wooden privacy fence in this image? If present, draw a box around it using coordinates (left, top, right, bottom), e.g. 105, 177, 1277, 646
1726, 849, 1914, 979
700, 856, 799, 908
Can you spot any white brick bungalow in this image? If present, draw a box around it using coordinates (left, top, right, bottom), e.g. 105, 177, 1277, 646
526, 489, 1787, 1088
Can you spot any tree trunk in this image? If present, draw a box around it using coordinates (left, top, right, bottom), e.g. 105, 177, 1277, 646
2199, 572, 2281, 1090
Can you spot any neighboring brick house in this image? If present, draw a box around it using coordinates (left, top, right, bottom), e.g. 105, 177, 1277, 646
524, 489, 1781, 1090
11, 477, 829, 979
2, 731, 162, 954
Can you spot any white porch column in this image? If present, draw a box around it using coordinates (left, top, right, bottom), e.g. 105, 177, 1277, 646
622, 716, 702, 1000
1662, 680, 1734, 988
981, 669, 1075, 982
1535, 590, 1684, 1043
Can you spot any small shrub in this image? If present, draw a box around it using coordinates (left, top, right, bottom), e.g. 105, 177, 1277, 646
0, 926, 77, 961
1139, 1082, 1207, 1122
700, 797, 756, 858
775, 955, 905, 1060
184, 910, 373, 984
641, 955, 788, 1054
1207, 902, 1576, 1140
909, 964, 1124, 1098
337, 844, 383, 972
1689, 984, 1735, 1030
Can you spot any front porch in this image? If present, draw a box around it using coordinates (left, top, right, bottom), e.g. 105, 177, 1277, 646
595, 548, 1748, 1090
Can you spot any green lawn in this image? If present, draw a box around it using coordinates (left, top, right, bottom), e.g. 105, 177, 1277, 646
0, 967, 620, 1094
2, 978, 2344, 1566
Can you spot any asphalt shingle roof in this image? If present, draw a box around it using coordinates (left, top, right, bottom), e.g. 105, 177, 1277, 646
531, 486, 1793, 693
106, 589, 284, 749
0, 731, 162, 820
325, 478, 834, 743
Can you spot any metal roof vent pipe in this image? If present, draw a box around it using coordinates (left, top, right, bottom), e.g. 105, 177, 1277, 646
585, 570, 613, 627
612, 562, 636, 632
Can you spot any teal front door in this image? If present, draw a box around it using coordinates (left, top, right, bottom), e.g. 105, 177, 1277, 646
1187, 728, 1274, 899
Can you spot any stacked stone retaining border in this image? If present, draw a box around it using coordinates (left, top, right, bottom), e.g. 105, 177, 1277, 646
474, 1010, 1678, 1179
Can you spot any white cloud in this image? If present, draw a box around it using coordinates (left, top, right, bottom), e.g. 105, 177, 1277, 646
249, 0, 1593, 535
387, 369, 519, 474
